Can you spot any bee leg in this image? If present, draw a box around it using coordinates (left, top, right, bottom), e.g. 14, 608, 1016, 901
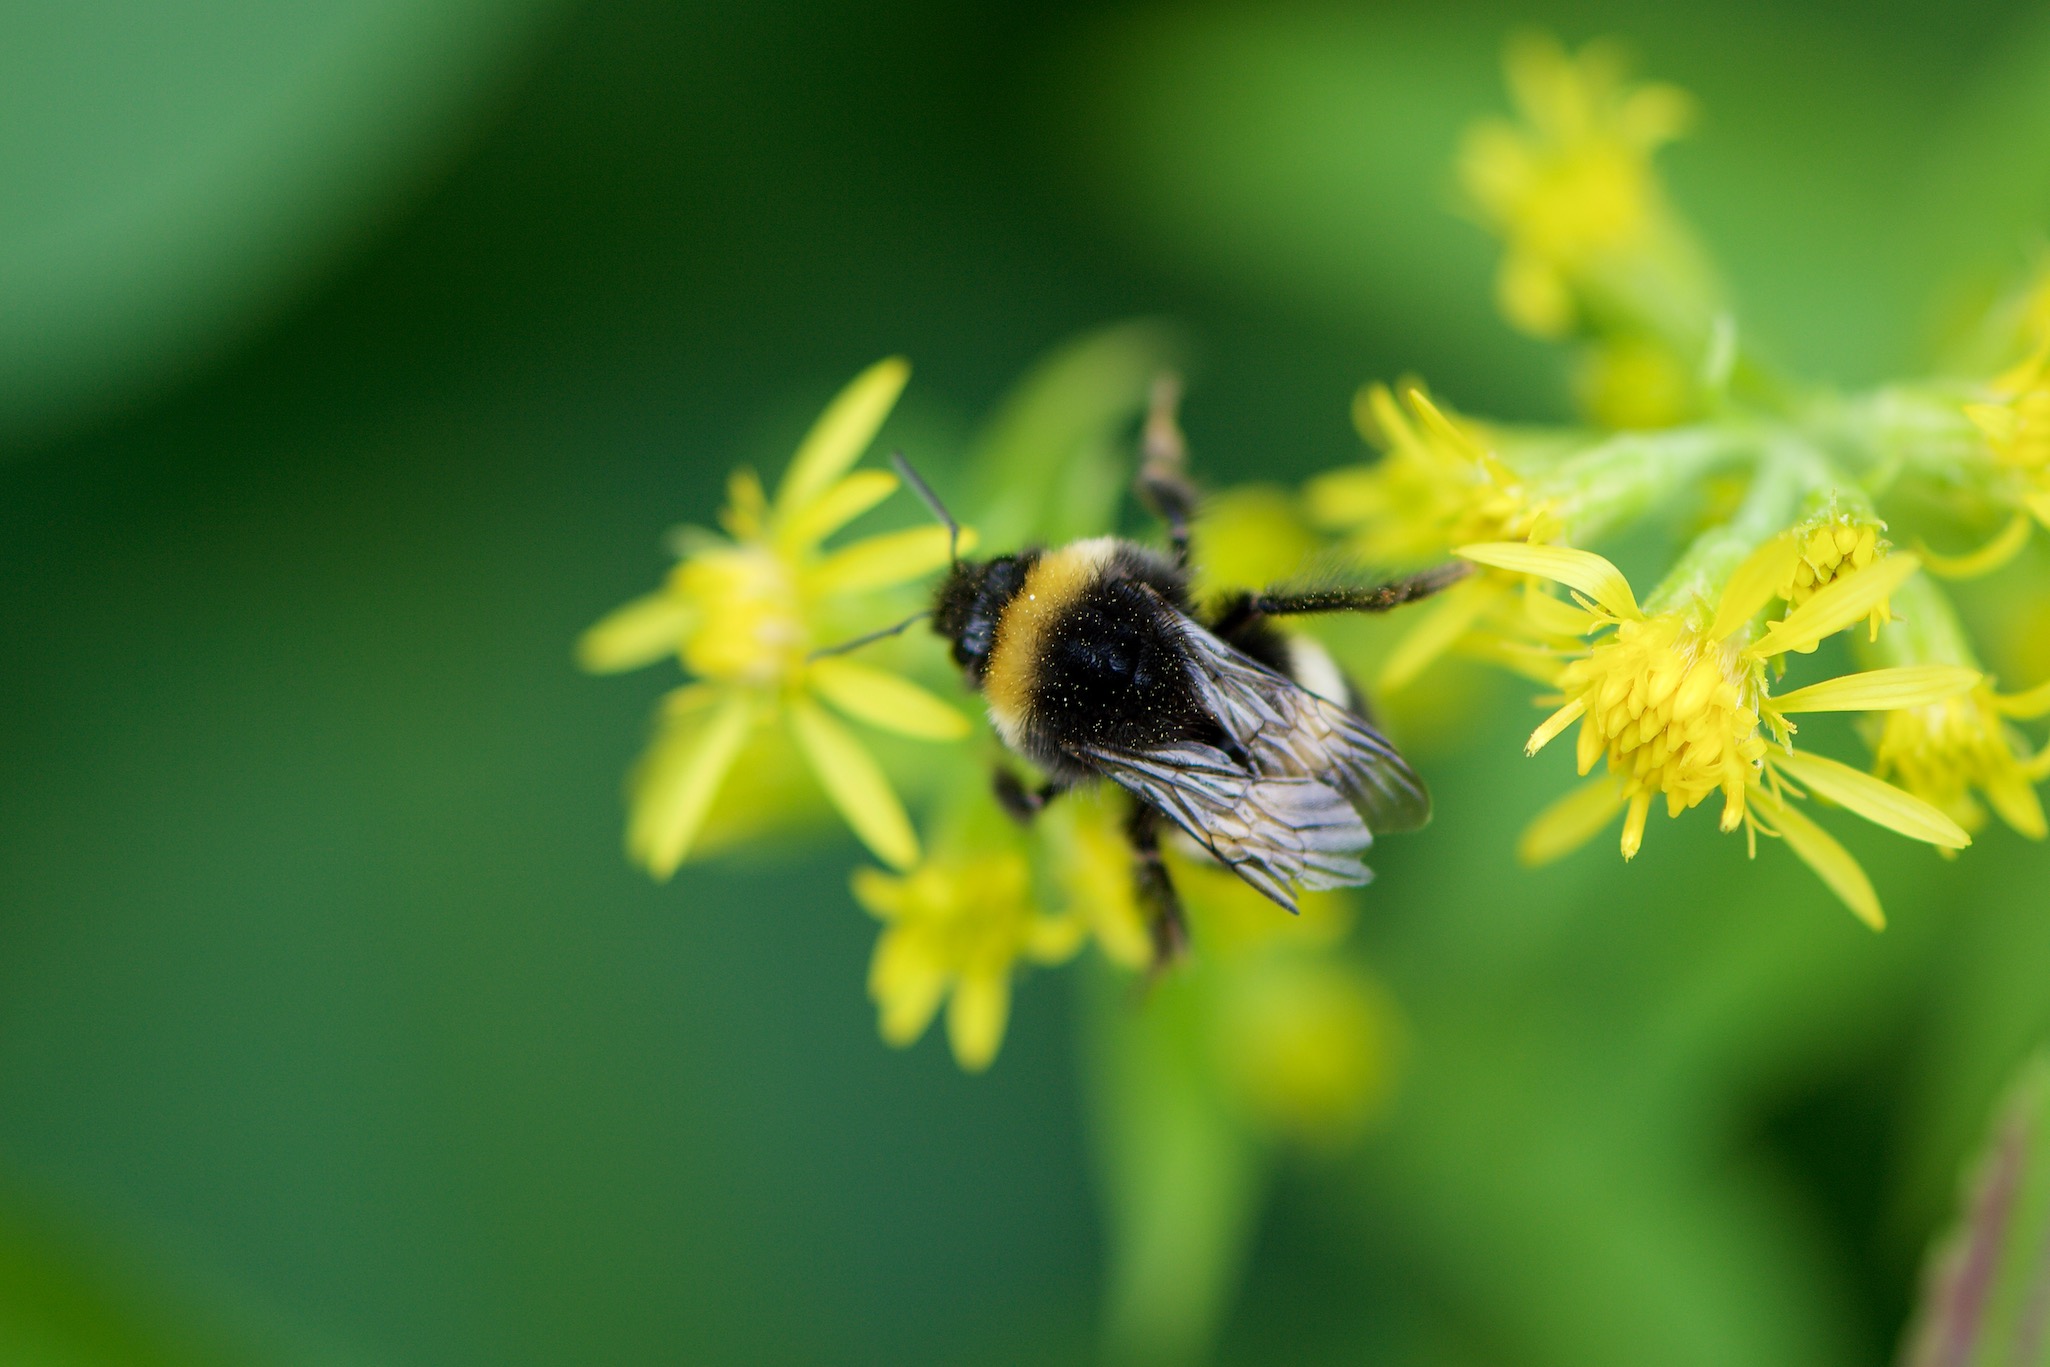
1124, 801, 1188, 968
993, 768, 1062, 824
1135, 373, 1198, 570
1209, 561, 1472, 636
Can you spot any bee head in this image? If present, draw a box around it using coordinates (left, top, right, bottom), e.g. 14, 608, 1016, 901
932, 552, 1036, 685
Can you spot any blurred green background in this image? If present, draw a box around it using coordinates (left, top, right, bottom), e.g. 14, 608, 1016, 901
4, 1, 2050, 1363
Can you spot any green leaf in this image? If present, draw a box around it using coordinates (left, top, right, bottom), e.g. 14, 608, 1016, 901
1082, 963, 1263, 1367
1900, 1050, 2050, 1367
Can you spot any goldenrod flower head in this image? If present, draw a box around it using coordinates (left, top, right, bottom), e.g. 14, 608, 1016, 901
1458, 33, 1693, 337
1760, 509, 1894, 651
1548, 611, 1769, 849
1784, 511, 1885, 606
1964, 334, 2050, 527
1307, 386, 1564, 695
1875, 682, 2050, 840
1464, 540, 1979, 926
1306, 383, 1555, 564
854, 848, 1082, 1072
580, 358, 972, 877
1213, 958, 1401, 1149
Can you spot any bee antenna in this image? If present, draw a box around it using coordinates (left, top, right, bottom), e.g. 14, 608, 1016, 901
808, 611, 931, 660
889, 450, 961, 564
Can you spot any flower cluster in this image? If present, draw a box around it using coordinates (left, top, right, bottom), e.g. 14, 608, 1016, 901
1318, 37, 2050, 926
581, 35, 2050, 1080
582, 349, 1405, 1109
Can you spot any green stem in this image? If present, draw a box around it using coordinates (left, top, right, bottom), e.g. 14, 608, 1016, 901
1540, 425, 1757, 544
1643, 444, 1806, 616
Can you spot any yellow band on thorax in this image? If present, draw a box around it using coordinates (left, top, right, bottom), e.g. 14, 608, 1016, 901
983, 537, 1118, 746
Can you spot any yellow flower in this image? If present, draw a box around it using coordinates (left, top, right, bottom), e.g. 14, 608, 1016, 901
1304, 384, 1561, 692
1212, 957, 1402, 1149
1464, 540, 1979, 927
579, 358, 972, 876
1308, 382, 1555, 562
1746, 509, 1894, 652
854, 849, 1083, 1072
1874, 681, 2050, 840
1964, 333, 2050, 529
1457, 33, 1694, 337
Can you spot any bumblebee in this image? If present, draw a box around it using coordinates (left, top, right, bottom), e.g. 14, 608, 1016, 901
881, 385, 1463, 961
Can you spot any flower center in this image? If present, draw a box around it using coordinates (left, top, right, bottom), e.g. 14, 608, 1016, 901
1874, 695, 2012, 811
676, 545, 805, 686
1522, 146, 1650, 258
1785, 519, 1881, 607
1561, 615, 1765, 818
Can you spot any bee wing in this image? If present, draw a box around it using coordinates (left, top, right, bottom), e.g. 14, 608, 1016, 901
1072, 739, 1372, 912
1167, 611, 1432, 834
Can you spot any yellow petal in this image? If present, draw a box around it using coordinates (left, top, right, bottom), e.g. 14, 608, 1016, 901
1619, 790, 1652, 861
627, 691, 756, 878
1302, 465, 1386, 528
1525, 697, 1586, 756
1982, 766, 2048, 840
775, 470, 899, 552
1757, 789, 1884, 929
577, 592, 696, 674
1520, 582, 1602, 637
946, 971, 1011, 1073
2028, 489, 2050, 528
1918, 512, 2033, 580
869, 929, 945, 1045
1751, 554, 1919, 657
773, 357, 911, 520
788, 699, 920, 869
806, 525, 968, 596
1770, 750, 1971, 848
1404, 387, 1486, 461
1024, 913, 1088, 965
1517, 776, 1627, 865
1771, 664, 1976, 717
1771, 666, 1981, 714
1456, 542, 1641, 620
1709, 535, 1798, 640
1378, 580, 1495, 692
1994, 677, 2050, 719
659, 683, 720, 718
809, 657, 971, 740
850, 866, 907, 921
